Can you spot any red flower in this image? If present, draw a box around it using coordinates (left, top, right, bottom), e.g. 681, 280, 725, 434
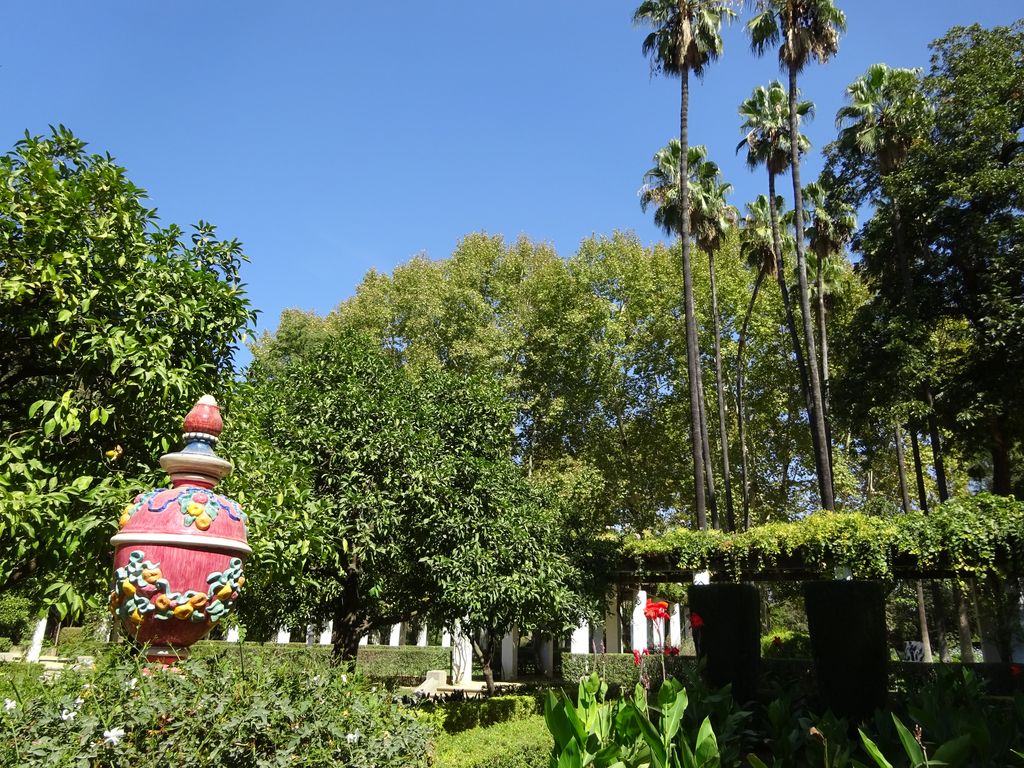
665, 645, 680, 656
632, 649, 642, 667
1011, 664, 1021, 678
642, 648, 649, 656
772, 635, 783, 648
690, 612, 704, 630
644, 599, 670, 621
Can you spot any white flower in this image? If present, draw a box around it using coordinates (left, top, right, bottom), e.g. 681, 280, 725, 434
74, 697, 85, 707
61, 708, 76, 722
103, 727, 126, 745
126, 678, 137, 691
345, 731, 360, 744
3, 699, 15, 711
341, 674, 348, 683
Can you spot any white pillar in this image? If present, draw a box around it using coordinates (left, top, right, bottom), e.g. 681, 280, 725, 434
389, 623, 402, 647
693, 571, 710, 586
305, 625, 316, 646
26, 617, 48, 662
501, 628, 519, 681
538, 636, 555, 677
319, 621, 332, 645
416, 625, 428, 647
441, 628, 452, 648
358, 634, 368, 646
451, 620, 473, 685
570, 622, 590, 654
604, 594, 621, 653
275, 627, 291, 644
226, 626, 240, 643
631, 589, 648, 652
669, 603, 682, 648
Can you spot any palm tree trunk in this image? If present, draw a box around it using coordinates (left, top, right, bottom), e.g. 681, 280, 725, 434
709, 251, 734, 531
787, 64, 834, 511
896, 424, 933, 662
679, 67, 707, 528
698, 381, 719, 529
816, 252, 835, 489
736, 266, 767, 531
767, 171, 816, 480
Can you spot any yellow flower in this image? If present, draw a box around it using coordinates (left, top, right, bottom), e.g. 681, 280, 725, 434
186, 502, 205, 518
173, 604, 194, 620
121, 579, 136, 596
216, 584, 233, 601
129, 609, 143, 625
195, 513, 213, 531
142, 568, 161, 584
119, 512, 131, 528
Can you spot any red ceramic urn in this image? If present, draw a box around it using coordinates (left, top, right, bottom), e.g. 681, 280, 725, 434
110, 395, 249, 663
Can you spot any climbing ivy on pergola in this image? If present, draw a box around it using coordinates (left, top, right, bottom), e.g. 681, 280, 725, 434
614, 494, 1024, 584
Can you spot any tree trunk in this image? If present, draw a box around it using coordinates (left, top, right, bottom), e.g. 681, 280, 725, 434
910, 427, 929, 514
331, 574, 365, 661
787, 64, 834, 511
816, 250, 835, 496
991, 415, 1012, 495
925, 385, 949, 502
894, 424, 912, 514
915, 579, 934, 662
698, 381, 719, 529
679, 67, 707, 528
736, 266, 767, 531
953, 580, 975, 663
472, 635, 497, 696
767, 171, 815, 476
708, 250, 734, 531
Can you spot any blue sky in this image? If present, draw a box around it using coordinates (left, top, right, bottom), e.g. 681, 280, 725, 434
2, 2, 1018, 352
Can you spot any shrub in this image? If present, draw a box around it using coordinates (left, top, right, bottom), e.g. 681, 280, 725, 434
0, 637, 12, 652
0, 662, 47, 700
432, 714, 550, 768
0, 646, 431, 768
357, 644, 451, 683
55, 626, 105, 658
422, 694, 539, 734
561, 652, 695, 691
0, 594, 31, 644
761, 629, 812, 659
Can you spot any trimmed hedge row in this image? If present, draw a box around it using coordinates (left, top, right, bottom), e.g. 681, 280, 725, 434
357, 644, 451, 683
432, 714, 550, 768
561, 653, 695, 690
421, 695, 540, 734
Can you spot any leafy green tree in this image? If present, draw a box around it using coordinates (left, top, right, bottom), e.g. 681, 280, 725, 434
748, 0, 847, 511
0, 127, 255, 616
633, 0, 735, 529
229, 321, 581, 678
641, 141, 738, 529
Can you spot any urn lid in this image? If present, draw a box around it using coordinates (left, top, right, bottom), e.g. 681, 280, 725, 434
159, 395, 232, 488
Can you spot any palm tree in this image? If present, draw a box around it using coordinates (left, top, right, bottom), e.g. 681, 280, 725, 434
641, 141, 739, 530
737, 82, 824, 511
634, 0, 734, 530
748, 0, 846, 511
736, 194, 794, 529
803, 180, 855, 431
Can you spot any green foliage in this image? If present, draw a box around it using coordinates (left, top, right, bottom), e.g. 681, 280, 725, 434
0, 648, 429, 768
356, 644, 450, 684
0, 127, 255, 617
622, 494, 1024, 581
425, 695, 540, 735
0, 594, 31, 644
432, 714, 551, 768
760, 630, 811, 659
227, 324, 581, 664
562, 653, 695, 691
0, 662, 46, 700
544, 672, 727, 768
0, 638, 12, 652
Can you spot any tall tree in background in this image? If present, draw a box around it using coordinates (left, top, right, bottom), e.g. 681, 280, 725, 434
736, 194, 794, 528
748, 0, 846, 510
633, 0, 734, 529
737, 82, 818, 506
641, 142, 738, 528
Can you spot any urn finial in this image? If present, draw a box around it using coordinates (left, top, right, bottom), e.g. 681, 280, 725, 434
159, 394, 232, 487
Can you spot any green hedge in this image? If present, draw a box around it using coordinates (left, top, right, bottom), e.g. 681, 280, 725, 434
432, 714, 550, 768
421, 695, 539, 735
761, 629, 812, 659
561, 653, 695, 690
357, 644, 451, 683
0, 594, 31, 645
